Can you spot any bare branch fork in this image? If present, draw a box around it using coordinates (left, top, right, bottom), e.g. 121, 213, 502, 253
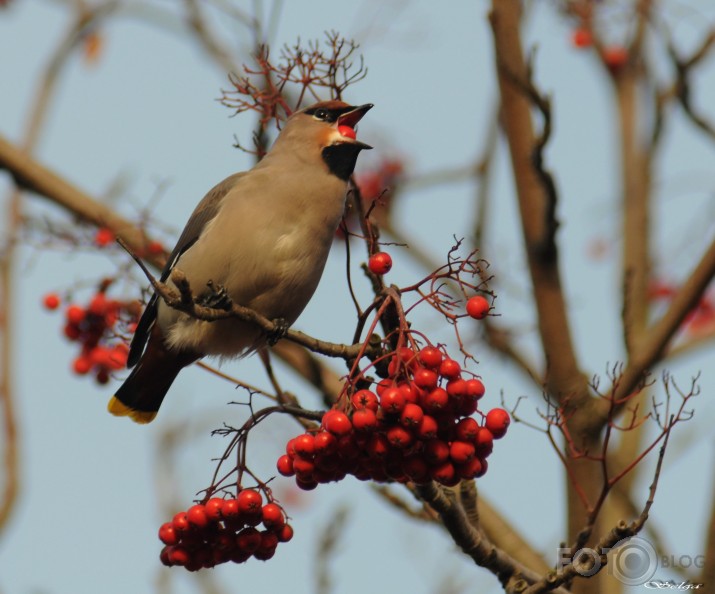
523, 419, 674, 594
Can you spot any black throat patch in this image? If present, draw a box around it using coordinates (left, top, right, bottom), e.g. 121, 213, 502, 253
321, 143, 364, 181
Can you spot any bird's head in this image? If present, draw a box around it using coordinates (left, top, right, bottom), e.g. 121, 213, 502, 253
273, 100, 373, 181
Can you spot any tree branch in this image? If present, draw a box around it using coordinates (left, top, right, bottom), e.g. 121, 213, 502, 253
415, 482, 571, 594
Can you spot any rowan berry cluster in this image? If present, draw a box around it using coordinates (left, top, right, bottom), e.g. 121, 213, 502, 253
158, 490, 293, 571
277, 345, 510, 489
43, 288, 139, 384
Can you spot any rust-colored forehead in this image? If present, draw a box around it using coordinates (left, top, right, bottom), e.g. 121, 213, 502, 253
301, 100, 351, 112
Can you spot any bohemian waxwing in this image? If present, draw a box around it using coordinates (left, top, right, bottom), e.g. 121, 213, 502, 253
108, 100, 373, 423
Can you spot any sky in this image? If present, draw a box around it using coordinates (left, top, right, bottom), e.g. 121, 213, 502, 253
1, 1, 715, 593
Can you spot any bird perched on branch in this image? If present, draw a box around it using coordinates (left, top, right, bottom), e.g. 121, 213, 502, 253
108, 100, 373, 423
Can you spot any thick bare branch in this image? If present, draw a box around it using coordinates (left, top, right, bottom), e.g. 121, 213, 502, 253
416, 482, 571, 594
488, 1, 588, 406
0, 132, 161, 267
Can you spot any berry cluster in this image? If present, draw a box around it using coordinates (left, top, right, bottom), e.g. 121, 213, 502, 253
43, 288, 139, 384
277, 346, 510, 489
159, 491, 293, 571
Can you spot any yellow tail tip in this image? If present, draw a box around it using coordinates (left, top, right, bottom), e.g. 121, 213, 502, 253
107, 396, 157, 424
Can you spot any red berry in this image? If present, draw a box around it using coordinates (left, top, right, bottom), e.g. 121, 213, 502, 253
394, 346, 416, 366
255, 531, 279, 559
88, 293, 108, 316
417, 415, 439, 440
168, 545, 191, 566
402, 456, 430, 483
366, 433, 390, 458
351, 389, 378, 411
456, 456, 484, 479
314, 452, 340, 472
449, 440, 475, 464
571, 28, 592, 48
380, 386, 406, 414
485, 408, 510, 438
107, 345, 127, 369
43, 293, 61, 310
457, 396, 478, 416
237, 489, 263, 515
171, 511, 190, 534
63, 323, 80, 340
422, 387, 449, 413
313, 431, 338, 455
221, 498, 240, 520
465, 378, 486, 399
72, 355, 92, 375
386, 425, 413, 449
476, 457, 488, 477
375, 378, 394, 396
439, 358, 461, 379
277, 524, 294, 542
338, 124, 356, 139
398, 382, 418, 404
418, 346, 443, 369
322, 410, 352, 436
236, 527, 262, 553
352, 408, 378, 432
158, 522, 179, 545
261, 503, 285, 530
400, 402, 424, 428
186, 504, 209, 529
95, 368, 110, 384
293, 433, 315, 458
466, 295, 490, 319
604, 46, 628, 70
94, 227, 115, 247
455, 417, 479, 441
431, 461, 456, 485
413, 367, 438, 390
66, 305, 85, 325
296, 477, 318, 491
292, 456, 315, 478
475, 427, 494, 456
276, 454, 295, 477
147, 240, 164, 255
335, 434, 360, 460
159, 545, 173, 566
424, 439, 450, 465
368, 252, 392, 275
205, 497, 224, 521
446, 378, 467, 398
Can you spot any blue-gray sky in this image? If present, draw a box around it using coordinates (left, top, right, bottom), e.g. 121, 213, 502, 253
1, 1, 714, 593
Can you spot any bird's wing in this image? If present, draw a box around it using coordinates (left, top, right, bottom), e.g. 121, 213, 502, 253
127, 172, 246, 367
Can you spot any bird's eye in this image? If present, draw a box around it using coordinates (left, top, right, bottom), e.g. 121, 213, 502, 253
313, 108, 329, 120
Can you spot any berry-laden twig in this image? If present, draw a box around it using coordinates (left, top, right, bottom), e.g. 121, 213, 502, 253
42, 277, 141, 385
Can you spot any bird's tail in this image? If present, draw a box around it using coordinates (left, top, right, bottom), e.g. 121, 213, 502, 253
108, 326, 199, 424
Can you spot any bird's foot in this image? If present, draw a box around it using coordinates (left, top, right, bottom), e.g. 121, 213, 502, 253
267, 317, 290, 345
199, 280, 233, 311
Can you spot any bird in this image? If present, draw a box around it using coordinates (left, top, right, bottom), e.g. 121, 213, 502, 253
108, 100, 373, 423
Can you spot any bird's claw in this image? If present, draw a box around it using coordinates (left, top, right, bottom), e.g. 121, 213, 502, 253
199, 280, 233, 310
267, 317, 290, 345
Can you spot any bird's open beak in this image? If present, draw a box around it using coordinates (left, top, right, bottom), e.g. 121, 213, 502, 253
337, 104, 374, 150
338, 103, 373, 128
